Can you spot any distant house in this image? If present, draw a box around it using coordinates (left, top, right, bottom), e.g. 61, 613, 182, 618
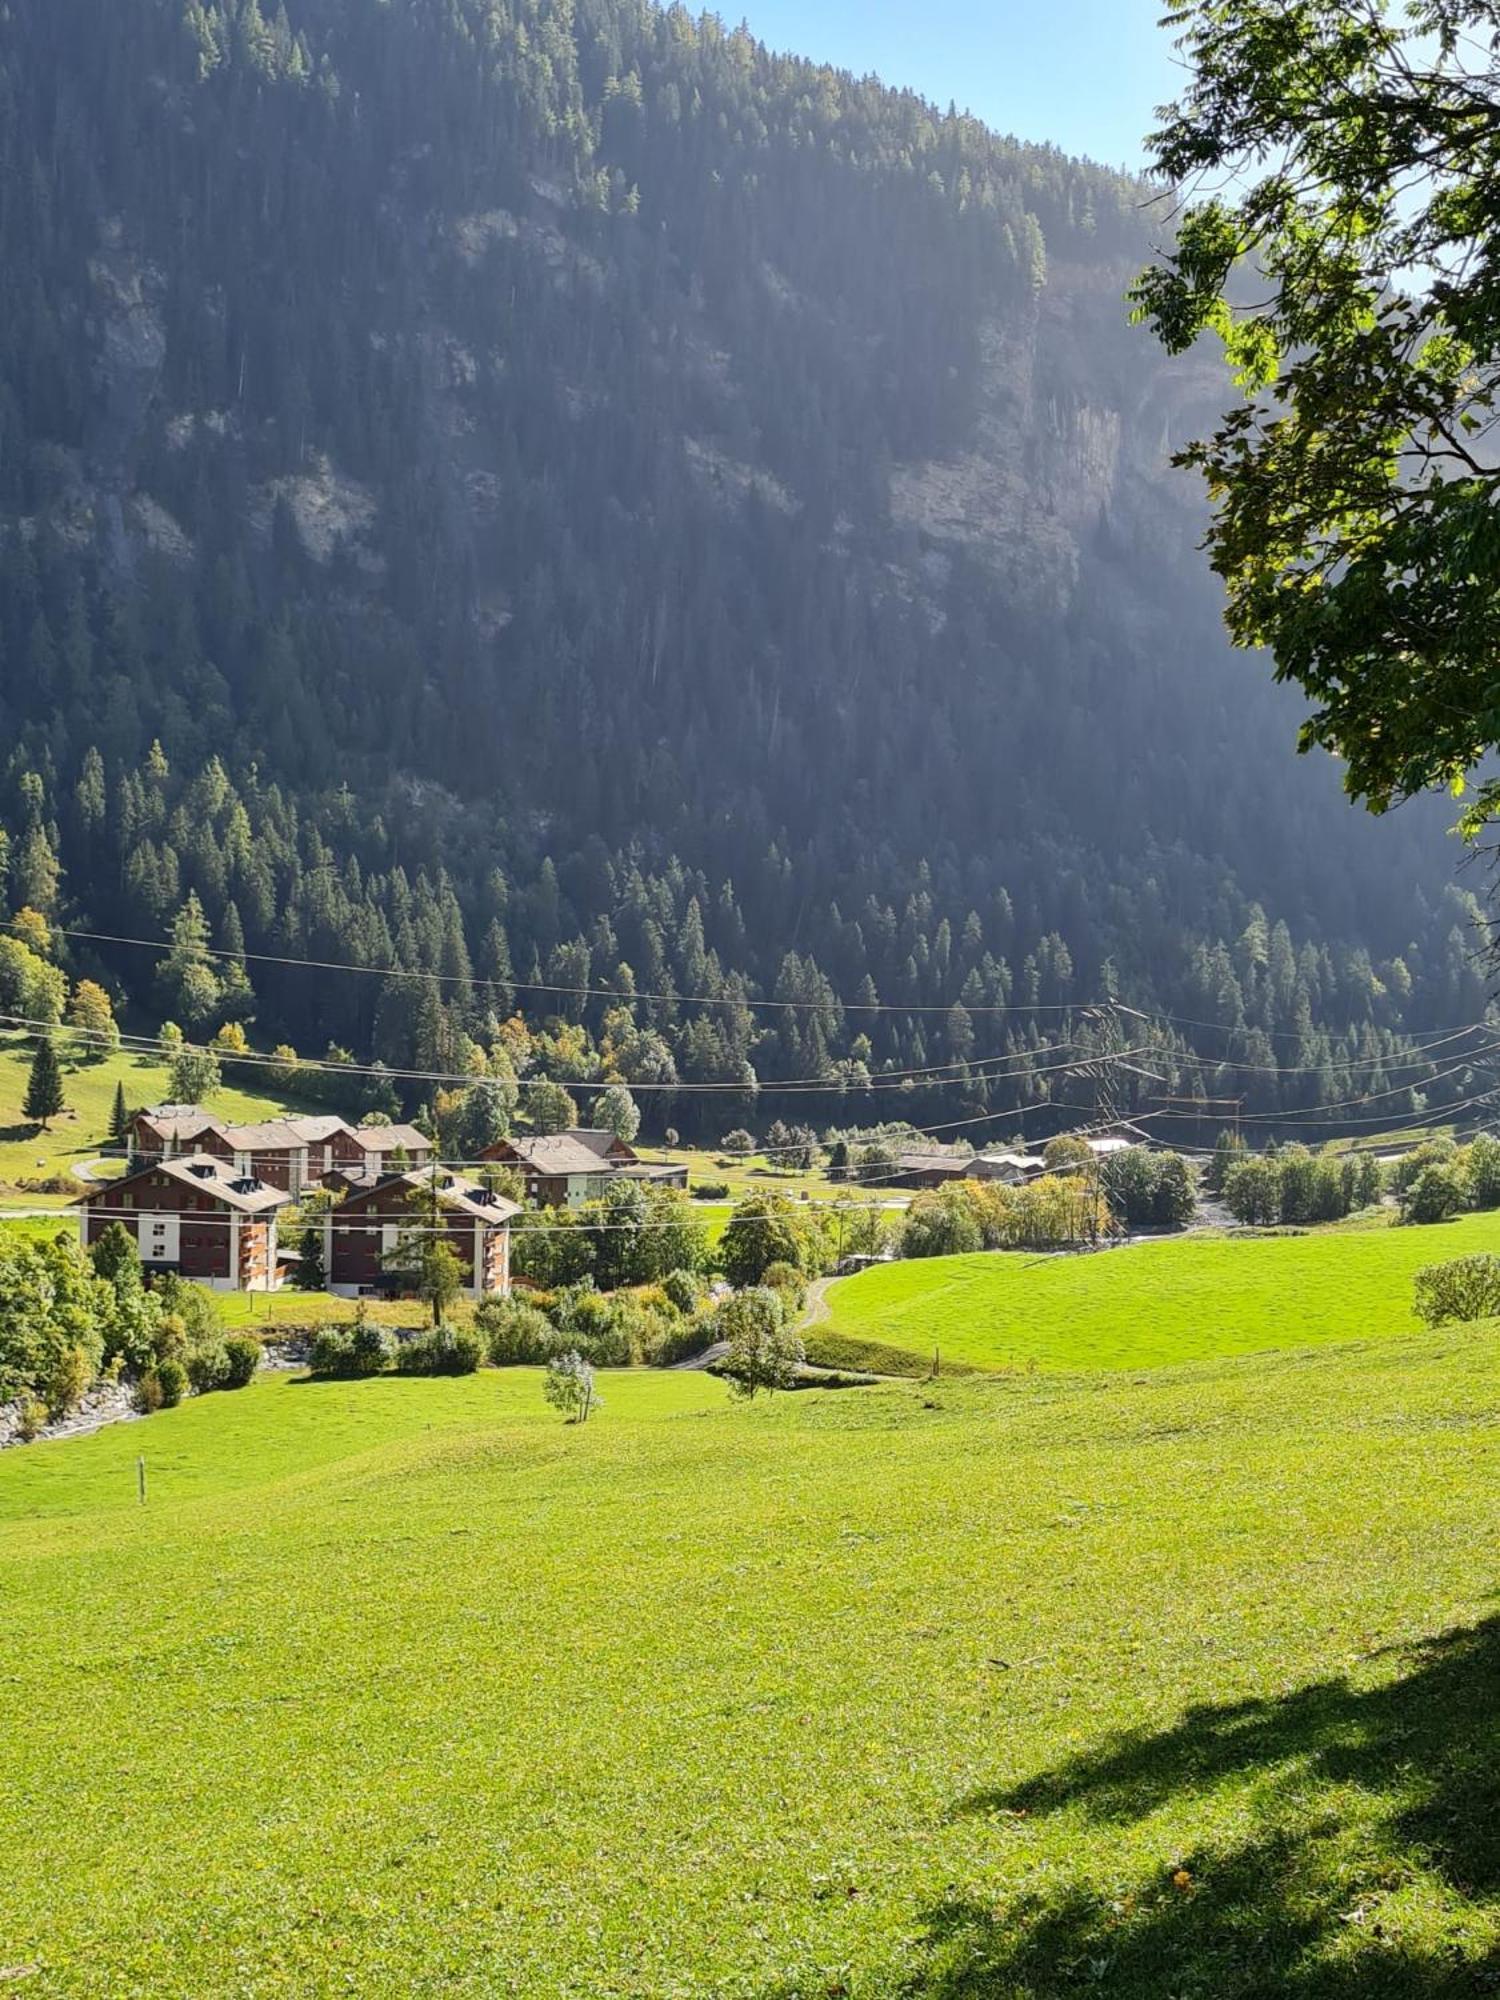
972, 1151, 1047, 1185
479, 1128, 645, 1208
76, 1154, 290, 1293
883, 1151, 975, 1192
326, 1167, 519, 1300
615, 1157, 691, 1192
129, 1105, 431, 1195
1084, 1127, 1151, 1161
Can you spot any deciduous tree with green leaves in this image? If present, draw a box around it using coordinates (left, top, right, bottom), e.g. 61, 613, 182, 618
1135, 0, 1500, 829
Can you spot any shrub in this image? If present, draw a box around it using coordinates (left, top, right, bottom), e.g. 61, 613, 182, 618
609, 1296, 678, 1366
632, 1283, 678, 1317
308, 1327, 353, 1377
311, 1316, 393, 1377
902, 1187, 983, 1259
1468, 1134, 1500, 1210
718, 1288, 805, 1398
221, 1334, 263, 1389
38, 1341, 96, 1422
1402, 1162, 1467, 1226
661, 1268, 704, 1315
349, 1311, 395, 1376
153, 1274, 224, 1350
132, 1369, 164, 1415
1414, 1255, 1500, 1327
720, 1193, 818, 1287
1391, 1139, 1460, 1194
478, 1297, 558, 1366
653, 1311, 720, 1367
13, 1392, 46, 1442
551, 1286, 631, 1366
544, 1349, 598, 1421
185, 1340, 230, 1396
692, 1181, 730, 1201
760, 1260, 807, 1312
1222, 1156, 1283, 1227
155, 1357, 189, 1408
396, 1323, 484, 1376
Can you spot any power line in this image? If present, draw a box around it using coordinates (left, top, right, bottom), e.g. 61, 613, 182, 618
31, 916, 1495, 1051
0, 1011, 1143, 1098
13, 918, 1083, 1019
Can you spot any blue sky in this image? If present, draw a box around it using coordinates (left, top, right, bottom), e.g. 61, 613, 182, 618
736, 0, 1181, 168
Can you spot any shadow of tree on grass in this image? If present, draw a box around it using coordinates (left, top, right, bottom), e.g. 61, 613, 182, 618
904, 1614, 1500, 1997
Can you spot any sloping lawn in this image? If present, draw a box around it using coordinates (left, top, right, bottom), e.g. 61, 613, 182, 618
815, 1213, 1500, 1372
0, 1033, 300, 1204
4, 1337, 1500, 1994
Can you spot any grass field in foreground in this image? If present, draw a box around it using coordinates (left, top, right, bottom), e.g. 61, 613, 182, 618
4, 1339, 1500, 1995
814, 1211, 1500, 1373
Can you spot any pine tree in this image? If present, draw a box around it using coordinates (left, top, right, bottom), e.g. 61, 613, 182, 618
24, 1036, 65, 1130
108, 1079, 130, 1149
292, 1225, 327, 1292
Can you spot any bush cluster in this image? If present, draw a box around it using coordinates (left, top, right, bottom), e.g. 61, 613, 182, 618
1222, 1147, 1383, 1228
511, 1183, 710, 1291
308, 1310, 394, 1378
0, 1227, 259, 1433
1391, 1137, 1500, 1226
395, 1324, 485, 1376
901, 1175, 1112, 1259
1098, 1150, 1197, 1230
1414, 1254, 1500, 1327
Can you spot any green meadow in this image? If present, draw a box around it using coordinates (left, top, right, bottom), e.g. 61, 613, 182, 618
4, 1329, 1500, 1996
813, 1213, 1500, 1373
0, 1032, 297, 1204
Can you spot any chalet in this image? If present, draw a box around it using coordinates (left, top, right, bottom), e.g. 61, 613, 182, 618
326, 1167, 519, 1301
128, 1105, 431, 1195
76, 1154, 290, 1293
480, 1128, 645, 1208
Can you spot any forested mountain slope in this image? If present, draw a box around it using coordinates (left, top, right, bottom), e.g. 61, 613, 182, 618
0, 0, 1484, 1135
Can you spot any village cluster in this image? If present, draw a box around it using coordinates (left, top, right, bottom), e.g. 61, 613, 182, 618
77, 1108, 688, 1298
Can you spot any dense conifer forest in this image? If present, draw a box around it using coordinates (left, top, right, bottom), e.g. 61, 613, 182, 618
0, 0, 1489, 1138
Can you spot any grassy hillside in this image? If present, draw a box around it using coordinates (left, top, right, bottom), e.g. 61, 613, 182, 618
815, 1215, 1500, 1372
4, 1342, 1500, 1993
0, 1033, 301, 1205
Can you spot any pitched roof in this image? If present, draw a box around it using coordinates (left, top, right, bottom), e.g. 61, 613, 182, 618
493, 1132, 624, 1178
352, 1123, 430, 1153
339, 1166, 520, 1225
139, 1107, 428, 1154
216, 1118, 321, 1151
138, 1107, 225, 1143
80, 1153, 291, 1215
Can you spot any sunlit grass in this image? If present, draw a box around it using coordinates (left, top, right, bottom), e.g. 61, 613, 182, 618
814, 1212, 1500, 1373
0, 1032, 296, 1204
3, 1336, 1500, 1994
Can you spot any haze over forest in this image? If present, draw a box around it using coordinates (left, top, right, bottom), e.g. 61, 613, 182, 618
0, 0, 1480, 1135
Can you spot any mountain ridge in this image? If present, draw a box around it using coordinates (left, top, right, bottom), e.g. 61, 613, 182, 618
0, 0, 1481, 1136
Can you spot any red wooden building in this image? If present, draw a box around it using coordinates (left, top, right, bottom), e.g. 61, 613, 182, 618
76, 1155, 291, 1292
128, 1105, 431, 1195
326, 1168, 519, 1301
